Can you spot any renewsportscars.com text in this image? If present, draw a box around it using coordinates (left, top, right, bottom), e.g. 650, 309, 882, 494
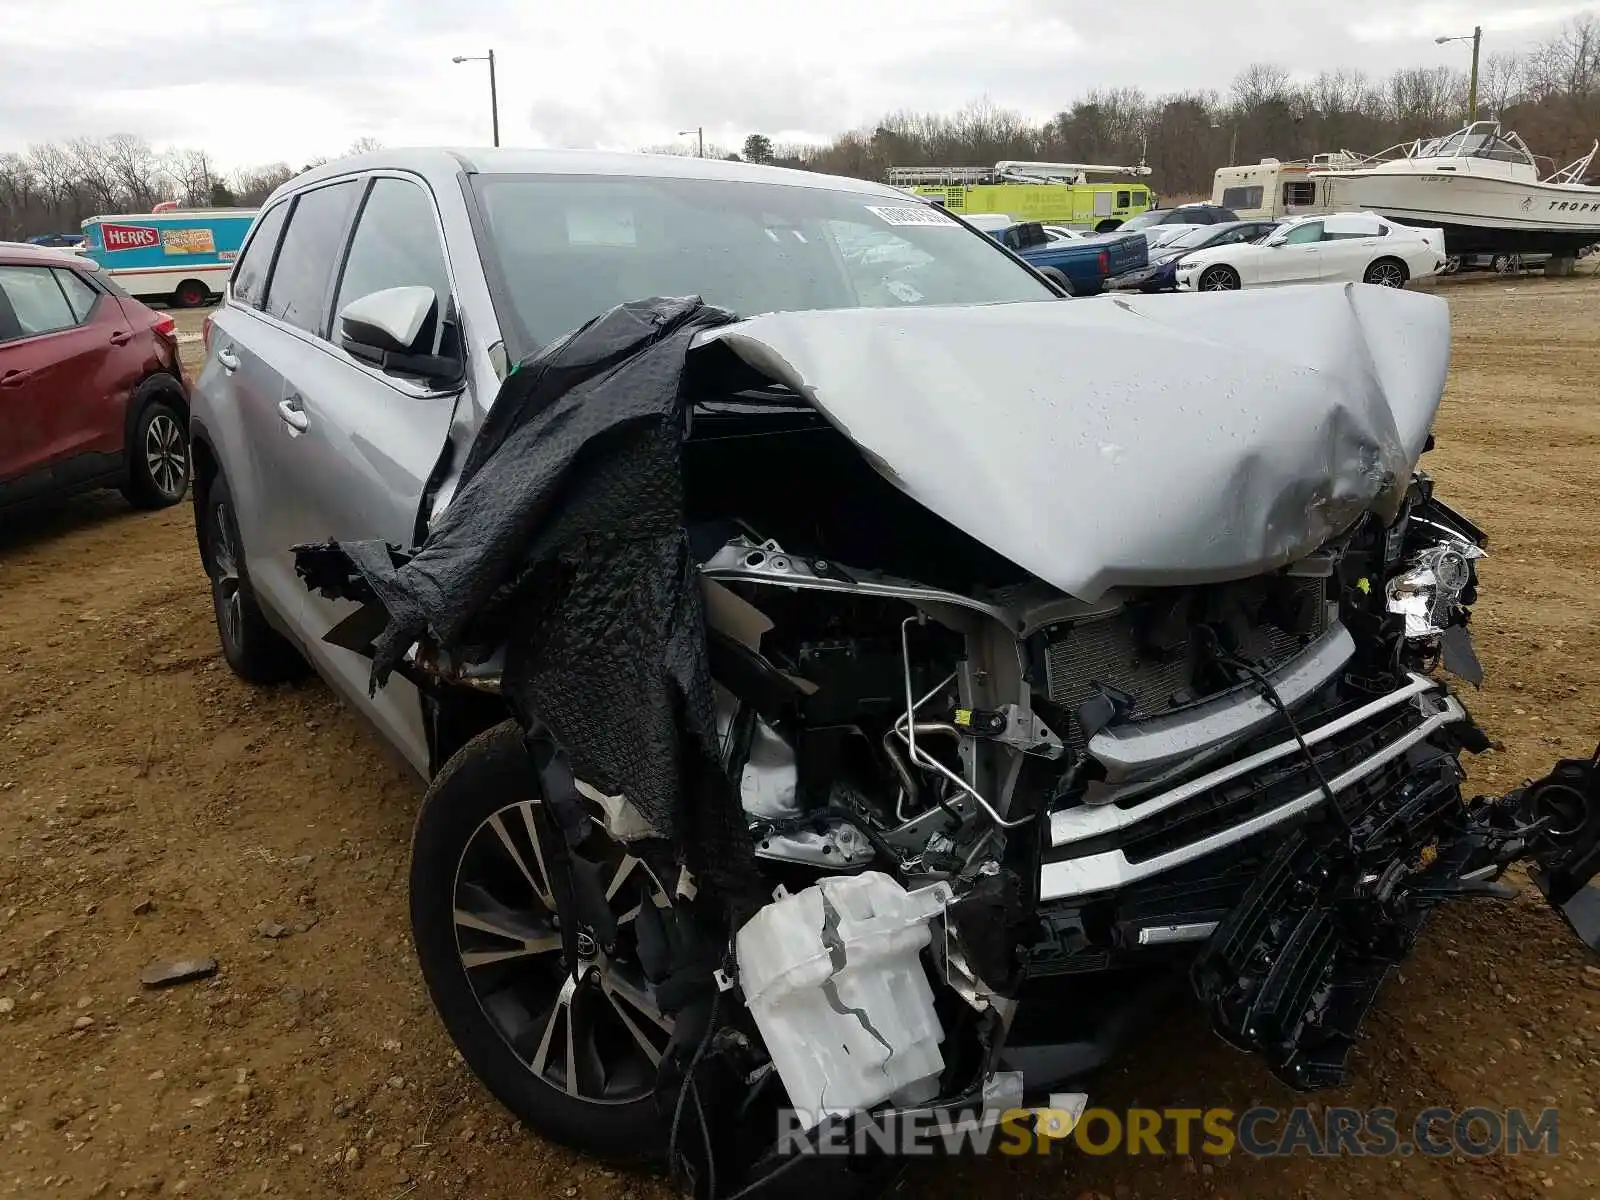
775, 1104, 1561, 1159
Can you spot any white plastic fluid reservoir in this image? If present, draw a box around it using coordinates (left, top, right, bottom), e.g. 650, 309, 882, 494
735, 872, 949, 1129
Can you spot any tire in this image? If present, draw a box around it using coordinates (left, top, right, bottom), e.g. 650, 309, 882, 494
410, 721, 679, 1164
120, 387, 191, 509
1038, 266, 1079, 296
1443, 255, 1462, 275
1364, 258, 1409, 288
1197, 264, 1241, 292
172, 279, 210, 308
1492, 254, 1515, 275
196, 472, 307, 683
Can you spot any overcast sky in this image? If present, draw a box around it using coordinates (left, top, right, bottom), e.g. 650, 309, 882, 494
2, 1, 1593, 169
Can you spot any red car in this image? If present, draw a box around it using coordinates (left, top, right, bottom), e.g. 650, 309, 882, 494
0, 242, 190, 511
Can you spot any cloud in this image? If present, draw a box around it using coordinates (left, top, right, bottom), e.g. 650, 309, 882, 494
0, 0, 1592, 169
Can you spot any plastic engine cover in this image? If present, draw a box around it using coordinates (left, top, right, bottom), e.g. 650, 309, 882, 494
736, 872, 949, 1128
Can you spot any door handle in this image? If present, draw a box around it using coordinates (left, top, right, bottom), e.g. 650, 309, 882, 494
278, 396, 309, 433
0, 369, 32, 388
109, 330, 132, 346
216, 347, 240, 371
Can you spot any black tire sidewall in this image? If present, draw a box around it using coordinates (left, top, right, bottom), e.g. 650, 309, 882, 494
198, 473, 304, 682
1366, 259, 1408, 287
125, 392, 190, 508
410, 721, 669, 1165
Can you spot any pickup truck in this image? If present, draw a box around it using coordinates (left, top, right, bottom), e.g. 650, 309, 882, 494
984, 220, 1148, 296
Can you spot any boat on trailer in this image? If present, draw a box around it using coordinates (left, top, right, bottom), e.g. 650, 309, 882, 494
1309, 121, 1600, 258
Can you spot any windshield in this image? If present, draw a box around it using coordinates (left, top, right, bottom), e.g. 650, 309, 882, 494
1119, 210, 1167, 231
471, 174, 1056, 351
1169, 226, 1225, 250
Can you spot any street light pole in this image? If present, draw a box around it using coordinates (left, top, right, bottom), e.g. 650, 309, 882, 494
679, 127, 704, 157
483, 49, 496, 149
1436, 26, 1484, 121
1209, 121, 1239, 167
451, 50, 500, 146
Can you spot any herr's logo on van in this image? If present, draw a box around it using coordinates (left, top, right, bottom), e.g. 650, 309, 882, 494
100, 223, 161, 251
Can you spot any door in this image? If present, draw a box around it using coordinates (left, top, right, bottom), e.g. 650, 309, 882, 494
1318, 213, 1386, 283
198, 198, 305, 625
0, 263, 130, 490
1255, 220, 1325, 284
270, 175, 464, 772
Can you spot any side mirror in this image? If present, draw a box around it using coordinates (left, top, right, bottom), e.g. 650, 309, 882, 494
339, 286, 461, 384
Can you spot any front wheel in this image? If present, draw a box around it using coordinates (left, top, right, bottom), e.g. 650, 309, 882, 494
410, 722, 681, 1164
1198, 264, 1241, 291
1364, 258, 1409, 288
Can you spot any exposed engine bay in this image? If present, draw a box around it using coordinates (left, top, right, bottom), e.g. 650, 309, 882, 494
293, 289, 1600, 1200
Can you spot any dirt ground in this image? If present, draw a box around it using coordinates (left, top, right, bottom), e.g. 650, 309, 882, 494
1, 279, 1598, 1200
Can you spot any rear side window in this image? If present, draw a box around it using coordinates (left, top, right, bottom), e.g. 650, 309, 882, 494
1222, 186, 1263, 210
0, 265, 79, 338
333, 178, 453, 354
265, 181, 359, 334
1116, 190, 1131, 208
54, 269, 100, 321
232, 202, 288, 310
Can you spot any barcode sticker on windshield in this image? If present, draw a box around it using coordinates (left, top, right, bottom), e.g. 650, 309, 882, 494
865, 205, 958, 228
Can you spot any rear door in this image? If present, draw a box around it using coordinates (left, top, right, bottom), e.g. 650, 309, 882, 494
0, 262, 130, 490
269, 173, 464, 771
1319, 213, 1385, 282
197, 198, 301, 621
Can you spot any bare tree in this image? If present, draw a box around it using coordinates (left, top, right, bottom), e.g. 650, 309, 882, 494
346, 137, 384, 156
231, 163, 294, 206
164, 148, 216, 207
101, 134, 167, 211
65, 138, 119, 212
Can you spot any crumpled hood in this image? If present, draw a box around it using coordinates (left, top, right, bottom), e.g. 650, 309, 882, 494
700, 283, 1449, 601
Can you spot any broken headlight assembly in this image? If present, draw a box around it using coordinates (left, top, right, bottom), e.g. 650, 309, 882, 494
1386, 540, 1487, 639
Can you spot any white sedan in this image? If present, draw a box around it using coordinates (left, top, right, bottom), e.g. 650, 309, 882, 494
1173, 213, 1447, 291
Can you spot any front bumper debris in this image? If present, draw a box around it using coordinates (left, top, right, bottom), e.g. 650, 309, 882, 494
1193, 742, 1600, 1090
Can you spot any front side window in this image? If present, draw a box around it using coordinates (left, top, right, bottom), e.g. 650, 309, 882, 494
472, 175, 1056, 352
0, 265, 80, 339
232, 202, 289, 310
333, 178, 454, 355
265, 181, 359, 335
1280, 221, 1324, 245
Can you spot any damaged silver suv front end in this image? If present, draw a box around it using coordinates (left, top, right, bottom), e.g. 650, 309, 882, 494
296, 283, 1600, 1198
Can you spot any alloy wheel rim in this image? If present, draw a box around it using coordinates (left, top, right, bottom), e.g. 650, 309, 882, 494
210, 502, 244, 649
1202, 269, 1236, 291
144, 414, 187, 498
452, 798, 675, 1105
1372, 264, 1404, 287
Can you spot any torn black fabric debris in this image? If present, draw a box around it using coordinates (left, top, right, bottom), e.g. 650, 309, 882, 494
301, 296, 762, 912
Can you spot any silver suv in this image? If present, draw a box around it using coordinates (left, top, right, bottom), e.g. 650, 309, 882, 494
190, 150, 1598, 1196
